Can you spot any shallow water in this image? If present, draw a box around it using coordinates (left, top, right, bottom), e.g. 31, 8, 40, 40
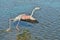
0, 0, 60, 40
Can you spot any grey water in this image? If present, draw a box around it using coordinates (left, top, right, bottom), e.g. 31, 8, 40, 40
0, 0, 60, 40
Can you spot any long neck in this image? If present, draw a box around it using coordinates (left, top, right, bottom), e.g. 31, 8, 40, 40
31, 9, 36, 17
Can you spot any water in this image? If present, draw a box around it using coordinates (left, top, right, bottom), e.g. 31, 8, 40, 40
0, 0, 60, 40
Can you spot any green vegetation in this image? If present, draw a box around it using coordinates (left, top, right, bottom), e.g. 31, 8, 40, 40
16, 29, 41, 40
16, 29, 31, 40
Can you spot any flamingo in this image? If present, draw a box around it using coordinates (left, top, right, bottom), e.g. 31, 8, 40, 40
6, 7, 40, 32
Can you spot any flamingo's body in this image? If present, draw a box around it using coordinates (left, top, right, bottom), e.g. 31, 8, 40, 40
21, 14, 35, 20
13, 14, 38, 23
6, 7, 40, 32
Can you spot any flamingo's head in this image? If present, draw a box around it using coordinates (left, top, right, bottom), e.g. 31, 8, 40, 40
34, 7, 40, 10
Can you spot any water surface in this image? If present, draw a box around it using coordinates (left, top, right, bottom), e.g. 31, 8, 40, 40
0, 0, 60, 40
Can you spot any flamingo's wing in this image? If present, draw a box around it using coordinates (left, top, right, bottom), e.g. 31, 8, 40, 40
21, 19, 39, 23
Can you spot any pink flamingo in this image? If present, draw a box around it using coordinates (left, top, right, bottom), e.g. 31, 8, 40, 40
6, 7, 40, 32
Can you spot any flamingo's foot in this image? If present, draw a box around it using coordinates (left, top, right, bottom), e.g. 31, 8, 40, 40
6, 28, 11, 32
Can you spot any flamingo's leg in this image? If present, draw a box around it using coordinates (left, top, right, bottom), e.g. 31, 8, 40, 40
15, 15, 22, 31
16, 19, 21, 31
6, 18, 13, 32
